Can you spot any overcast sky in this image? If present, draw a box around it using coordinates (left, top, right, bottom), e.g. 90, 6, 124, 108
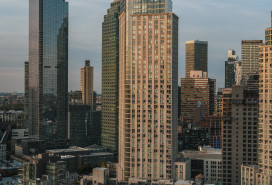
0, 0, 271, 93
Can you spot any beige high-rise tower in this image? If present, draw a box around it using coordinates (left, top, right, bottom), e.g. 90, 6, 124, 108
256, 11, 272, 184
118, 0, 179, 181
81, 60, 94, 109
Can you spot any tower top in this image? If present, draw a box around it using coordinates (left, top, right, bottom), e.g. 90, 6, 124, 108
85, 60, 90, 67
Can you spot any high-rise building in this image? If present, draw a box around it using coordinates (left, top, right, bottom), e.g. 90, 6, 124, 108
241, 40, 263, 85
28, 0, 68, 141
235, 61, 242, 86
101, 0, 120, 153
81, 60, 94, 110
222, 86, 258, 185
24, 61, 29, 120
185, 40, 208, 78
225, 49, 240, 88
256, 11, 272, 184
180, 71, 216, 123
118, 0, 179, 181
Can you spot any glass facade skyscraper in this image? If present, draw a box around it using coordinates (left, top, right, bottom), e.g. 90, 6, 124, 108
101, 0, 121, 153
28, 0, 68, 142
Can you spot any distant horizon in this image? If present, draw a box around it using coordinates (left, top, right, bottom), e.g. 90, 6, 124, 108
0, 0, 271, 93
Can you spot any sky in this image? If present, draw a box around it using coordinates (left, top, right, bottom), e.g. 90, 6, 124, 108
0, 0, 271, 93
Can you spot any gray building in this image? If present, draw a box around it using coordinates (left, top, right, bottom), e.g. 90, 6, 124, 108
28, 0, 69, 143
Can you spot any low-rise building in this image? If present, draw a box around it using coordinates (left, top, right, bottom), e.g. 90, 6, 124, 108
182, 146, 222, 184
175, 158, 191, 181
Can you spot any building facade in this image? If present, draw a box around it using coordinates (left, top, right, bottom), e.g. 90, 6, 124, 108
24, 61, 29, 120
182, 146, 222, 184
81, 60, 95, 110
222, 86, 258, 185
101, 0, 121, 153
185, 40, 208, 78
257, 11, 272, 184
241, 40, 263, 85
174, 159, 191, 181
180, 71, 216, 123
225, 50, 239, 88
118, 0, 179, 181
28, 0, 69, 141
241, 165, 258, 185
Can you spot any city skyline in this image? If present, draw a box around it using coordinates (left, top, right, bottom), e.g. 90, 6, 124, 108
0, 0, 271, 94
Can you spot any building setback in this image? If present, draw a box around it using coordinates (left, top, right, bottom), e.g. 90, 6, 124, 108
101, 0, 121, 153
118, 0, 179, 181
28, 0, 68, 142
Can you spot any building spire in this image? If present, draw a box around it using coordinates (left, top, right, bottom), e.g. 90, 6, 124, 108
271, 10, 272, 27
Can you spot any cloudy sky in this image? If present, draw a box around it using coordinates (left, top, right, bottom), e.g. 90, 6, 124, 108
0, 0, 271, 93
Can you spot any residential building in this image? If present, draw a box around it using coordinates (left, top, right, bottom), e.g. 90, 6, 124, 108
221, 86, 258, 185
180, 71, 216, 123
185, 40, 208, 78
101, 0, 121, 153
28, 0, 69, 142
81, 60, 95, 110
118, 0, 179, 181
256, 11, 272, 184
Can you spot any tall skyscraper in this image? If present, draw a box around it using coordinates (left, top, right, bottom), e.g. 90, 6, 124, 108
185, 40, 208, 78
101, 0, 120, 153
180, 71, 216, 123
241, 40, 263, 85
118, 0, 179, 181
221, 86, 258, 185
81, 60, 95, 110
28, 0, 68, 141
225, 49, 240, 88
257, 11, 272, 184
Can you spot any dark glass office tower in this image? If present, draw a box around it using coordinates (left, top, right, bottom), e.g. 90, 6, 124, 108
28, 0, 68, 142
101, 0, 120, 153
